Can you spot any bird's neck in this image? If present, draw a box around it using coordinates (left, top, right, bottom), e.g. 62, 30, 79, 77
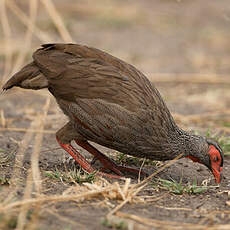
165, 129, 207, 159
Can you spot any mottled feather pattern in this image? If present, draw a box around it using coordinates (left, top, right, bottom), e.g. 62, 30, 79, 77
56, 96, 176, 160
2, 43, 224, 183
3, 43, 218, 163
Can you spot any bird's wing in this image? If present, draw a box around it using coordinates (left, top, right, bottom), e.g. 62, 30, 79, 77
32, 43, 165, 112
33, 44, 177, 155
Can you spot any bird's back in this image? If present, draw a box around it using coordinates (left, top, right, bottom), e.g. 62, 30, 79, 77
33, 43, 166, 112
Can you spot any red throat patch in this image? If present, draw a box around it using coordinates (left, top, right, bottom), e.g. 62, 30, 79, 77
209, 145, 220, 157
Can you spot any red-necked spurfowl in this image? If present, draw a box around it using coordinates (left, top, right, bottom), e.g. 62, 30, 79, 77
2, 43, 224, 183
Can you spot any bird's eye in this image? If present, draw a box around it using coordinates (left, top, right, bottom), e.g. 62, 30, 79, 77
213, 156, 219, 162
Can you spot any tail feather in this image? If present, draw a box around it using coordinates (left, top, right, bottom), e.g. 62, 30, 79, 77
2, 62, 48, 90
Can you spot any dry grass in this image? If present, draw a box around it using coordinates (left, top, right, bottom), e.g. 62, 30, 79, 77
0, 0, 12, 85
0, 1, 230, 230
11, 0, 38, 74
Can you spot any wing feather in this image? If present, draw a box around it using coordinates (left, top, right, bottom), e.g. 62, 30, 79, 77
33, 43, 164, 112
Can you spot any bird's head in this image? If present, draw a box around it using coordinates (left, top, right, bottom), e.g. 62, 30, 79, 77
206, 139, 223, 183
186, 137, 223, 184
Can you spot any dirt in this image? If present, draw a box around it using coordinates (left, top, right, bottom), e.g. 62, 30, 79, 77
0, 0, 230, 229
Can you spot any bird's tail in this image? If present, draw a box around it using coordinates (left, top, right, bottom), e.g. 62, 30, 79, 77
2, 62, 48, 91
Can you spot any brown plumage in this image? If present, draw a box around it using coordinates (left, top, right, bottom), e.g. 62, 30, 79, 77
3, 43, 224, 182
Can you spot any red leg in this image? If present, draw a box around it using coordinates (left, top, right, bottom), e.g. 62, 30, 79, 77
56, 137, 121, 179
75, 139, 122, 175
75, 139, 148, 177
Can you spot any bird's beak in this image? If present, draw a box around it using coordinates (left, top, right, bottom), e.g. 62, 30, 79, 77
212, 166, 223, 184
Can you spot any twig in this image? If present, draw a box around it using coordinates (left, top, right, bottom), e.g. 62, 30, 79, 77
153, 205, 192, 211
106, 154, 183, 218
16, 169, 33, 230
0, 0, 12, 84
0, 185, 118, 211
11, 0, 38, 74
3, 120, 36, 204
106, 184, 146, 218
133, 153, 183, 189
5, 0, 51, 42
40, 0, 73, 42
31, 97, 50, 194
0, 110, 6, 127
116, 211, 226, 230
138, 158, 145, 183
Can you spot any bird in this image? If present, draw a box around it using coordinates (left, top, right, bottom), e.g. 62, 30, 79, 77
2, 43, 223, 183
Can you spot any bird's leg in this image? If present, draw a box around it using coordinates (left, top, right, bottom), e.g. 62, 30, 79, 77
57, 138, 95, 173
75, 140, 148, 177
75, 139, 122, 175
56, 122, 121, 179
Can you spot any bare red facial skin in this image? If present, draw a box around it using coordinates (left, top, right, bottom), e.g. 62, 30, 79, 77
209, 145, 223, 184
186, 145, 223, 184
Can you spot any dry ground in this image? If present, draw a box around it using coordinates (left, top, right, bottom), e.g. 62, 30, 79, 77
0, 1, 230, 229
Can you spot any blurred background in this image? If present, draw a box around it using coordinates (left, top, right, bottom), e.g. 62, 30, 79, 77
1, 0, 230, 78
0, 1, 230, 229
1, 0, 230, 129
